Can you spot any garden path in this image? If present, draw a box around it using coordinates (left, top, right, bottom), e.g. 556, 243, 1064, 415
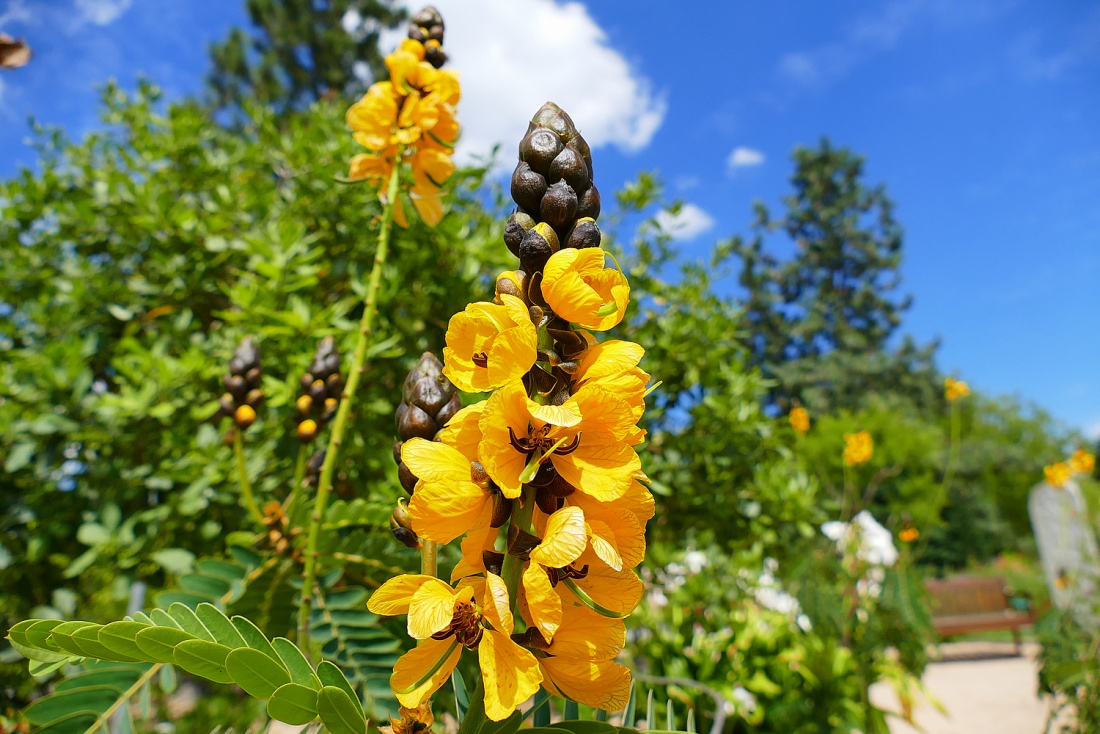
871, 642, 1068, 734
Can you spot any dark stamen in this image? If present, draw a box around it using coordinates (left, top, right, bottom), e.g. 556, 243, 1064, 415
472, 352, 488, 368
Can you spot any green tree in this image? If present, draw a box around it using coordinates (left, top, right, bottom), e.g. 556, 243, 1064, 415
207, 0, 405, 114
733, 139, 937, 414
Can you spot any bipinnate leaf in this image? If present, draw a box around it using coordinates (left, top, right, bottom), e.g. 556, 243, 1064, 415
317, 686, 366, 734
174, 639, 234, 684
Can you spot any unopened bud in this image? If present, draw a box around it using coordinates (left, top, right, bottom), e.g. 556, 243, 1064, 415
296, 394, 314, 416
234, 404, 256, 429
297, 419, 318, 442
540, 181, 578, 231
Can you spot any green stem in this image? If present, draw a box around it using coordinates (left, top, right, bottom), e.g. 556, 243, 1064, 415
421, 539, 438, 578
296, 158, 402, 657
501, 487, 536, 610
285, 443, 309, 515
914, 401, 962, 559
457, 677, 487, 734
234, 431, 265, 525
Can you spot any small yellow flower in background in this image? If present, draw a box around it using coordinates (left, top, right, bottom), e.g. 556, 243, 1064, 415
347, 30, 461, 227
944, 377, 970, 402
843, 431, 873, 466
789, 406, 809, 434
899, 526, 919, 543
1045, 462, 1072, 488
1069, 449, 1095, 475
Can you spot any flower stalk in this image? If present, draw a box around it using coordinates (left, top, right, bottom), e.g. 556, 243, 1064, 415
234, 431, 265, 525
296, 155, 403, 655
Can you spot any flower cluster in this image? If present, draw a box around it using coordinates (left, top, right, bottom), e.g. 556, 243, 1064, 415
943, 377, 970, 402
822, 510, 898, 598
842, 430, 873, 466
294, 337, 342, 442
1045, 448, 1095, 488
368, 102, 651, 721
346, 7, 459, 227
218, 337, 264, 430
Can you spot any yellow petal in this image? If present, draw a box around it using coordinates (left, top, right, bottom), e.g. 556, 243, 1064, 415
480, 572, 515, 636
401, 439, 471, 482
407, 579, 462, 639
391, 637, 461, 708
437, 402, 485, 462
539, 657, 631, 711
368, 574, 438, 616
585, 518, 623, 572
479, 381, 534, 498
542, 248, 630, 331
522, 563, 562, 642
562, 566, 643, 618
549, 601, 626, 661
553, 437, 640, 502
479, 630, 543, 721
450, 503, 500, 582
575, 340, 645, 384
412, 191, 445, 227
442, 299, 536, 393
408, 481, 488, 545
529, 506, 587, 568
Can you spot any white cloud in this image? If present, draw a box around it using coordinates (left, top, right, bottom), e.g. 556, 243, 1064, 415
384, 0, 666, 167
655, 204, 715, 242
74, 0, 133, 26
728, 146, 765, 171
1086, 419, 1100, 441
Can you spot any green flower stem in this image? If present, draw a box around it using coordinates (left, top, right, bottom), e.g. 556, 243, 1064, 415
421, 539, 438, 578
501, 487, 536, 611
457, 676, 487, 734
285, 443, 309, 514
296, 157, 403, 657
914, 400, 963, 558
234, 431, 265, 525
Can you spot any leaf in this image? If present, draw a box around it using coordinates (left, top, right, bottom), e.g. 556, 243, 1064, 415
4, 442, 35, 472
272, 637, 320, 689
225, 647, 290, 699
173, 639, 233, 685
268, 682, 320, 726
152, 548, 195, 575
167, 603, 215, 641
107, 304, 134, 321
317, 686, 366, 734
317, 660, 365, 721
76, 523, 111, 547
135, 626, 195, 663
548, 722, 618, 734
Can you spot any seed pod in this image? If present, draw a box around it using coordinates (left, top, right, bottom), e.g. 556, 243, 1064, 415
549, 145, 589, 193
520, 127, 564, 176
566, 218, 601, 249
577, 183, 601, 220
540, 180, 578, 231
503, 210, 536, 257
510, 161, 547, 214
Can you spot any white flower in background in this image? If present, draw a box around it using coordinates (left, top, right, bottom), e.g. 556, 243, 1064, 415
684, 549, 708, 574
647, 587, 669, 609
821, 520, 846, 542
732, 686, 758, 714
796, 614, 813, 632
854, 510, 898, 567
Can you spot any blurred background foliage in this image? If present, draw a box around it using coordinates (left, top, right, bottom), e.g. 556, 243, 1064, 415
0, 1, 1088, 731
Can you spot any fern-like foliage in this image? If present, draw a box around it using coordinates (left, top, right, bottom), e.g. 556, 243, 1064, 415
21, 660, 161, 734
155, 546, 298, 638
8, 603, 367, 734
311, 584, 402, 720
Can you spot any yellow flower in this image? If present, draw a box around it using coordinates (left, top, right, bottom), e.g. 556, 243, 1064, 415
789, 407, 809, 434
541, 248, 630, 331
402, 439, 494, 545
1045, 462, 1072, 488
379, 704, 434, 734
944, 377, 970, 402
478, 380, 641, 500
1069, 449, 1095, 475
368, 573, 542, 722
442, 295, 537, 393
899, 527, 919, 543
572, 337, 650, 427
843, 431, 873, 466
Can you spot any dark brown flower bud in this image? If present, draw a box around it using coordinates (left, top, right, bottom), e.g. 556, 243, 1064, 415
520, 127, 564, 176
436, 393, 462, 426
510, 161, 547, 214
531, 102, 577, 141
549, 145, 589, 193
308, 379, 326, 401
504, 210, 536, 257
224, 374, 247, 399
398, 403, 436, 441
300, 372, 314, 390
398, 461, 419, 494
308, 336, 341, 380
219, 393, 236, 417
229, 337, 260, 376
519, 228, 553, 274
577, 183, 601, 220
491, 492, 512, 528
540, 180, 578, 231
566, 218, 601, 249
245, 389, 264, 408
244, 367, 262, 388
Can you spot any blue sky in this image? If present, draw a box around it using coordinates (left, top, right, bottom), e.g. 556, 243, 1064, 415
2, 0, 1098, 437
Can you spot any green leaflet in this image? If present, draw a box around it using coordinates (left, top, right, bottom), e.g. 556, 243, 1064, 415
317, 686, 366, 734
268, 683, 321, 726
173, 639, 234, 685
225, 647, 292, 699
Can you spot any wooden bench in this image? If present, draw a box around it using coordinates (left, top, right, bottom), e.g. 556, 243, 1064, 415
923, 576, 1033, 653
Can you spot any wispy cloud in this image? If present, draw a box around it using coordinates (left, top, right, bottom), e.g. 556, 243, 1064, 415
1011, 10, 1100, 82
655, 204, 715, 242
74, 0, 133, 27
1086, 419, 1100, 441
727, 146, 765, 172
776, 0, 1003, 90
386, 0, 666, 167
